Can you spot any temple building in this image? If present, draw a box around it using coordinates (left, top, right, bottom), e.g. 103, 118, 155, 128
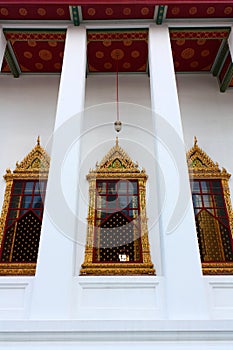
1, 1, 233, 349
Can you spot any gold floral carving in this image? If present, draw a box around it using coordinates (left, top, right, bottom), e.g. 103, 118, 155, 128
0, 263, 36, 276
87, 137, 143, 178
187, 137, 233, 275
0, 137, 50, 276
80, 138, 155, 275
202, 262, 233, 275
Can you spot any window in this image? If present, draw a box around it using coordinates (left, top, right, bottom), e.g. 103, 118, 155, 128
0, 180, 46, 264
0, 138, 50, 275
187, 138, 233, 275
80, 138, 155, 275
191, 179, 233, 263
94, 179, 142, 263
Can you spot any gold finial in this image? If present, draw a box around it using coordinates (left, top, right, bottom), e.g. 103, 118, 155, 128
37, 136, 40, 146
116, 136, 119, 147
194, 136, 198, 146
222, 167, 227, 174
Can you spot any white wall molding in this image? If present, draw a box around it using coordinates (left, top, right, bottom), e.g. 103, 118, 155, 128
0, 278, 33, 320
204, 276, 233, 319
1, 21, 233, 30
1, 319, 233, 344
74, 276, 165, 320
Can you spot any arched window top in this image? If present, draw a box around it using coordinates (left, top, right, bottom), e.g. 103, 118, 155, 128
80, 138, 155, 276
187, 137, 233, 275
0, 137, 50, 276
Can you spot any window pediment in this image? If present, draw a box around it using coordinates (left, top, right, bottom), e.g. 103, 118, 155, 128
187, 136, 230, 180
88, 137, 144, 177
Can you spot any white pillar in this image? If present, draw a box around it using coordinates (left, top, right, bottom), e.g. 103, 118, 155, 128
0, 26, 6, 69
30, 26, 86, 318
149, 25, 209, 319
228, 25, 233, 61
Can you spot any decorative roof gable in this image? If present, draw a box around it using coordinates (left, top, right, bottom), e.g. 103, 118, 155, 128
98, 137, 139, 171
14, 137, 50, 173
4, 137, 50, 180
87, 138, 146, 179
187, 136, 218, 169
187, 137, 230, 179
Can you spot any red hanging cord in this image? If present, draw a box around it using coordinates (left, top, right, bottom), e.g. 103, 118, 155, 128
116, 56, 119, 122
114, 54, 122, 132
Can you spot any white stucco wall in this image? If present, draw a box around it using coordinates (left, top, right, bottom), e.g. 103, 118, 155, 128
0, 72, 233, 322
0, 75, 59, 208
79, 74, 160, 272
73, 75, 165, 320
1, 74, 232, 219
177, 74, 233, 196
177, 74, 233, 319
81, 73, 233, 275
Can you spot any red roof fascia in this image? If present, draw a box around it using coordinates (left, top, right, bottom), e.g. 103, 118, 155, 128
1, 1, 233, 5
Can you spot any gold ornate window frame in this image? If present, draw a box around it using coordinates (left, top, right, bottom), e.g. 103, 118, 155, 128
187, 137, 233, 275
0, 138, 50, 276
80, 138, 155, 276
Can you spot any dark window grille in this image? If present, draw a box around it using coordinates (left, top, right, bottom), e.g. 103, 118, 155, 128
191, 179, 233, 262
0, 180, 46, 263
93, 179, 142, 263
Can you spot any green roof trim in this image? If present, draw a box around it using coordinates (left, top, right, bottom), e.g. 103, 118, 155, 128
220, 62, 233, 92
156, 5, 166, 25
212, 41, 229, 77
71, 6, 80, 26
4, 44, 21, 78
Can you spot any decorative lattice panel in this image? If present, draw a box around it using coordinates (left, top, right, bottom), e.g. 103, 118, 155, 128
1, 211, 41, 263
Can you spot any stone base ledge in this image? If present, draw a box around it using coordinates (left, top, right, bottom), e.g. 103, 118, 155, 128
1, 320, 233, 343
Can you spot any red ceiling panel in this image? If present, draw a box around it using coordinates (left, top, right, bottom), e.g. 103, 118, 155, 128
229, 77, 233, 87
1, 57, 10, 73
167, 3, 233, 19
0, 4, 70, 20
3, 31, 66, 73
82, 4, 154, 20
1, 2, 233, 22
170, 29, 229, 72
87, 30, 148, 73
1, 1, 233, 4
